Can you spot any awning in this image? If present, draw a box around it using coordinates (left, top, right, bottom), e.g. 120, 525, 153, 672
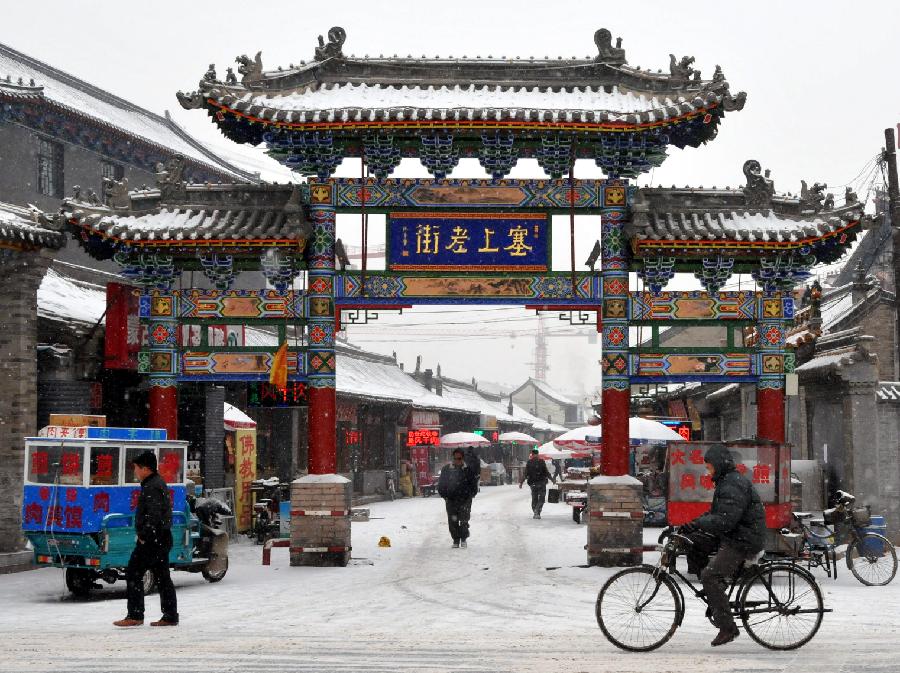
224, 402, 256, 431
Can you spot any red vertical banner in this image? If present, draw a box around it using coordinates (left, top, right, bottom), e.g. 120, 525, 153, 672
105, 283, 141, 369
756, 387, 785, 444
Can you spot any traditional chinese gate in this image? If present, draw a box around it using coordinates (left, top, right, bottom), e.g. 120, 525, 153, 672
62, 27, 862, 566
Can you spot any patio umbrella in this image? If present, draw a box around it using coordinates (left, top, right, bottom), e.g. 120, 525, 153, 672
498, 431, 539, 445
552, 426, 604, 450
439, 431, 491, 448
224, 402, 257, 431
583, 417, 687, 443
535, 441, 573, 459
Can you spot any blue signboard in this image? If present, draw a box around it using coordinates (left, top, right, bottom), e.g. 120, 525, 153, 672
22, 484, 186, 533
85, 427, 168, 441
388, 212, 549, 271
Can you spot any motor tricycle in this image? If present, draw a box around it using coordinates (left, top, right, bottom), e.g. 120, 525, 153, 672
21, 427, 229, 597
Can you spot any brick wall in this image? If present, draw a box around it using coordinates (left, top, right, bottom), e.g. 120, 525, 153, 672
0, 251, 52, 552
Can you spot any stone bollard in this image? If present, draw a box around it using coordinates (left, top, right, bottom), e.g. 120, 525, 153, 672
290, 474, 352, 567
586, 474, 644, 567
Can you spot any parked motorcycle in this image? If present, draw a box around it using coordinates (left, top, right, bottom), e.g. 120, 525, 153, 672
249, 478, 289, 545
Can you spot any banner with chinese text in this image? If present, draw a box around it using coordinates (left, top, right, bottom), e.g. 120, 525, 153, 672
388, 213, 549, 271
234, 428, 257, 532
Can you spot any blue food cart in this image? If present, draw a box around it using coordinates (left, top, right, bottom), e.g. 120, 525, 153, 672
22, 426, 228, 596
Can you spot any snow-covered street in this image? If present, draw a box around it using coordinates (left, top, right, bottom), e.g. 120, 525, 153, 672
1, 486, 898, 672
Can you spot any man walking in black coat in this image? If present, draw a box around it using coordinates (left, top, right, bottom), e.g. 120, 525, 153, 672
681, 444, 766, 647
519, 448, 555, 519
114, 450, 179, 627
437, 447, 479, 548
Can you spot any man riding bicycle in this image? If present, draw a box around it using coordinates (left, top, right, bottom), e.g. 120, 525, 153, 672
680, 444, 766, 647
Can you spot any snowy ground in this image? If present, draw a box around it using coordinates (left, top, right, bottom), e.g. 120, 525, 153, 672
1, 485, 898, 672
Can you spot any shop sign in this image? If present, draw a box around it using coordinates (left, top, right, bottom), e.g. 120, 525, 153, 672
406, 428, 440, 446
247, 382, 308, 407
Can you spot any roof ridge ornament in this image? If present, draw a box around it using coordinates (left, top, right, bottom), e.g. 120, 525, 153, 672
742, 159, 775, 209
594, 29, 626, 64
669, 54, 697, 84
236, 52, 263, 85
315, 27, 347, 61
800, 179, 827, 212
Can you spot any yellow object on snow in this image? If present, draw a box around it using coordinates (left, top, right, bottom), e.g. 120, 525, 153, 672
378, 536, 391, 548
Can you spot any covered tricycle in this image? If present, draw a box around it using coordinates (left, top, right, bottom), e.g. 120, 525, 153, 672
21, 426, 229, 596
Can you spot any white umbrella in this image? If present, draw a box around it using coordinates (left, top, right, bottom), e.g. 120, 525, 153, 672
439, 431, 490, 448
498, 431, 539, 445
535, 441, 573, 459
224, 402, 256, 431
552, 426, 604, 450
583, 417, 687, 443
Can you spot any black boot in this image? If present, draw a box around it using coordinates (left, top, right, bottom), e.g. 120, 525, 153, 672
710, 625, 739, 647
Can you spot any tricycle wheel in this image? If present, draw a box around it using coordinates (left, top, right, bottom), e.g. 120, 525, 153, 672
202, 556, 229, 583
65, 568, 96, 597
142, 569, 157, 595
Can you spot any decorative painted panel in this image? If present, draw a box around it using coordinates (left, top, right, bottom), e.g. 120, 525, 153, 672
630, 291, 758, 321
177, 289, 304, 320
334, 272, 601, 305
179, 351, 304, 382
331, 178, 606, 211
388, 213, 549, 271
631, 352, 755, 382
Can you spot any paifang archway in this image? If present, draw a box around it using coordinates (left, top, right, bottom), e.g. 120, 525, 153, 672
62, 27, 861, 566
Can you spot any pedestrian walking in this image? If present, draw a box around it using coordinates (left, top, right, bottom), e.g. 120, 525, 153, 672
437, 447, 480, 548
519, 448, 555, 518
551, 458, 563, 482
113, 450, 179, 627
679, 444, 765, 647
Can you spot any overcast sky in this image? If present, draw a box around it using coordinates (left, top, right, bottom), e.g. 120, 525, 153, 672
3, 1, 898, 399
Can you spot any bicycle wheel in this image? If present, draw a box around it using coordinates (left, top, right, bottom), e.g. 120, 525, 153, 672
738, 564, 823, 650
596, 566, 681, 652
847, 534, 898, 586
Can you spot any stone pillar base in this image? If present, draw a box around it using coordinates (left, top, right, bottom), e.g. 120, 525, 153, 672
290, 475, 351, 568
587, 475, 644, 567
0, 550, 33, 574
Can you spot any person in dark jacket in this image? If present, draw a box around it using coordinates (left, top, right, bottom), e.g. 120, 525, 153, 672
519, 448, 556, 519
437, 447, 479, 548
114, 450, 179, 627
681, 444, 766, 647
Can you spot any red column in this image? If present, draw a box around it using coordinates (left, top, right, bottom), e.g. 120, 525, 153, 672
308, 386, 336, 475
756, 387, 785, 444
601, 388, 630, 475
149, 386, 178, 440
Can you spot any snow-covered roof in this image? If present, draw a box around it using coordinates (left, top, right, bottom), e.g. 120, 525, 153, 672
513, 378, 578, 407
0, 201, 65, 249
877, 382, 900, 402
0, 42, 253, 182
37, 266, 107, 326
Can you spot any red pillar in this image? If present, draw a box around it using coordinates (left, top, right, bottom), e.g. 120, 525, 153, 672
308, 386, 336, 475
756, 387, 785, 444
601, 388, 630, 475
149, 386, 178, 440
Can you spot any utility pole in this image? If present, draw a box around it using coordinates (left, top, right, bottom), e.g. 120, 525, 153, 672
885, 127, 900, 378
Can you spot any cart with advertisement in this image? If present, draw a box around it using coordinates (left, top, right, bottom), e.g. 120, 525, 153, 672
21, 426, 229, 596
667, 440, 792, 546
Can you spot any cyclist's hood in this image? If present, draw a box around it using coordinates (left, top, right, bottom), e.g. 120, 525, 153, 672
703, 444, 735, 481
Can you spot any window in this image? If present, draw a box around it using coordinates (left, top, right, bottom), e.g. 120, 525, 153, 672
36, 137, 64, 197
89, 445, 121, 486
100, 160, 124, 203
124, 447, 156, 484
26, 444, 84, 485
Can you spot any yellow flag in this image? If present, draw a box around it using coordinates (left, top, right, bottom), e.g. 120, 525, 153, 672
269, 341, 288, 390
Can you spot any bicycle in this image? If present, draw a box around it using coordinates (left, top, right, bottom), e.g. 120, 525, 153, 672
596, 527, 830, 651
792, 490, 897, 586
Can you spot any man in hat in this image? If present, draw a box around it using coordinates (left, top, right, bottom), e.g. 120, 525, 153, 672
437, 447, 480, 548
680, 444, 765, 647
519, 448, 555, 519
114, 450, 179, 627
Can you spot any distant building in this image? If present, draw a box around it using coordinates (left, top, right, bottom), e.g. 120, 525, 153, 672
511, 377, 583, 428
0, 41, 255, 268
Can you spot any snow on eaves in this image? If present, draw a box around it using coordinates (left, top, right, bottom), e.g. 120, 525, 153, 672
0, 43, 250, 181
37, 267, 107, 327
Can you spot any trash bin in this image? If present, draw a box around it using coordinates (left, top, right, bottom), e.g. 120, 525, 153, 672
861, 515, 888, 555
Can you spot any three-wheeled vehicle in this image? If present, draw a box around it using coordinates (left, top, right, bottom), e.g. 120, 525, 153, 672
21, 427, 228, 597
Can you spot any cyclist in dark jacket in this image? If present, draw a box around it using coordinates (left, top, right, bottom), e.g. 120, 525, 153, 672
519, 448, 556, 519
114, 450, 179, 628
437, 448, 479, 548
681, 444, 765, 647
